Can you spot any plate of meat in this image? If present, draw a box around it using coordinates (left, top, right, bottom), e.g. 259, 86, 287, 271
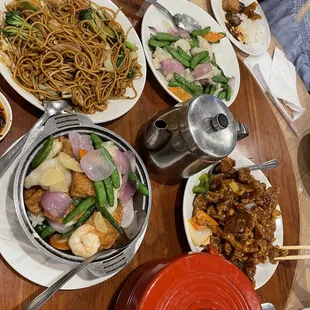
211, 0, 271, 55
183, 151, 286, 289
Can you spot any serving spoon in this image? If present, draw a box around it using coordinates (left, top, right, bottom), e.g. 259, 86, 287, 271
145, 0, 201, 33
0, 100, 72, 180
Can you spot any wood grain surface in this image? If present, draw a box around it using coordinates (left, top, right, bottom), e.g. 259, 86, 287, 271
0, 0, 301, 309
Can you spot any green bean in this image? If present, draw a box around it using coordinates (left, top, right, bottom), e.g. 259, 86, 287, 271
212, 75, 228, 84
217, 90, 227, 100
190, 51, 209, 70
104, 177, 114, 207
72, 198, 83, 206
93, 180, 107, 208
63, 197, 96, 225
168, 80, 193, 95
128, 172, 149, 196
97, 205, 122, 233
35, 224, 47, 235
174, 73, 202, 94
209, 84, 217, 95
211, 52, 216, 66
177, 46, 192, 61
164, 46, 190, 67
31, 136, 54, 169
154, 32, 180, 42
193, 88, 204, 96
205, 85, 211, 94
222, 84, 228, 91
40, 225, 56, 239
190, 37, 199, 48
191, 26, 211, 38
199, 55, 210, 64
125, 41, 138, 51
148, 38, 171, 48
226, 86, 232, 101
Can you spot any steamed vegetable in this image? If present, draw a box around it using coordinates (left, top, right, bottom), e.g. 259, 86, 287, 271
192, 174, 210, 194
128, 172, 149, 196
41, 191, 72, 218
31, 136, 54, 169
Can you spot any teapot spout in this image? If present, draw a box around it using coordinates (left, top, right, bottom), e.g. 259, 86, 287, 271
144, 119, 172, 151
236, 121, 249, 141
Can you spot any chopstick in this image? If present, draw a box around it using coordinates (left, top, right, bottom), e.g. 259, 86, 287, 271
274, 245, 310, 261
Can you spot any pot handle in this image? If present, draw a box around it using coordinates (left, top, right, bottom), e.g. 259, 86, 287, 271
236, 121, 249, 141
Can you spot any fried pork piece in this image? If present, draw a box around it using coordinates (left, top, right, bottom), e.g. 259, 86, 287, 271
87, 205, 123, 249
222, 0, 239, 13
219, 157, 236, 173
57, 136, 74, 158
24, 187, 45, 215
70, 172, 95, 198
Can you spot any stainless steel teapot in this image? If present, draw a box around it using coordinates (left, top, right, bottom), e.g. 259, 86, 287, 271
144, 95, 248, 179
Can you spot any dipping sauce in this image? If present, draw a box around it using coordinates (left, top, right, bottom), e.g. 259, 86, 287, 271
0, 102, 6, 135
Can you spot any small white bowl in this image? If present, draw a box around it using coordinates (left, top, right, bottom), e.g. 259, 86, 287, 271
0, 92, 12, 141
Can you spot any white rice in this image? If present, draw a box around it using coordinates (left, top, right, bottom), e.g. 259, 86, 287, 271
237, 14, 265, 44
27, 212, 45, 228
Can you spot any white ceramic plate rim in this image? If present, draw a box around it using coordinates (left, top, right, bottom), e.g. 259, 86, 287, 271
210, 0, 271, 56
141, 0, 240, 107
182, 150, 283, 289
0, 0, 146, 124
0, 92, 12, 141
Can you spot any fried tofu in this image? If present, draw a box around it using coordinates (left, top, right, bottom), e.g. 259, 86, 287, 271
70, 172, 95, 198
57, 136, 74, 158
87, 205, 123, 250
222, 0, 239, 13
24, 187, 45, 215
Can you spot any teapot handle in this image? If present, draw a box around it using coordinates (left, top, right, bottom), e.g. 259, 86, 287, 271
236, 121, 249, 141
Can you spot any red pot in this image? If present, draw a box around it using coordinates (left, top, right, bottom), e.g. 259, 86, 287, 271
116, 252, 262, 310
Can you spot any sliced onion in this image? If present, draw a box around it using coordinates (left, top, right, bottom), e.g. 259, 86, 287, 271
228, 76, 235, 95
123, 151, 136, 172
69, 132, 94, 159
47, 220, 74, 234
118, 179, 136, 202
121, 198, 135, 228
115, 150, 129, 175
80, 149, 115, 181
41, 191, 72, 218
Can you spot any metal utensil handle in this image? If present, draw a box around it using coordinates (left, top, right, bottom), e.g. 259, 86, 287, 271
248, 159, 279, 171
24, 250, 104, 310
145, 0, 175, 22
0, 112, 49, 179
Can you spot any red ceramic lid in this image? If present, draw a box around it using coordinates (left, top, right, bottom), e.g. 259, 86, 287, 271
139, 253, 261, 310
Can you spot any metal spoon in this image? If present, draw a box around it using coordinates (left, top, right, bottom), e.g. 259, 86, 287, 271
0, 100, 72, 179
208, 159, 279, 176
145, 0, 201, 33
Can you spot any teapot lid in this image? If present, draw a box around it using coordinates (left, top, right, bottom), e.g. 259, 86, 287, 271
179, 95, 237, 160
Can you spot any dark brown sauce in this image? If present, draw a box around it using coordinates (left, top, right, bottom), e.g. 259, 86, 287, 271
0, 102, 6, 135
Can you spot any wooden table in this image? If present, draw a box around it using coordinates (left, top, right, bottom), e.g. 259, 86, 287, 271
0, 0, 301, 309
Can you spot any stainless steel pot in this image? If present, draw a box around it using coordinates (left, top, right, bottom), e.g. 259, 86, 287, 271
13, 114, 152, 276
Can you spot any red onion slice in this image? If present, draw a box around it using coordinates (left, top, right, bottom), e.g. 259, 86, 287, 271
123, 151, 136, 173
47, 220, 74, 234
228, 76, 235, 95
114, 150, 129, 175
80, 149, 115, 181
121, 198, 135, 228
118, 179, 136, 202
69, 132, 94, 159
40, 191, 72, 218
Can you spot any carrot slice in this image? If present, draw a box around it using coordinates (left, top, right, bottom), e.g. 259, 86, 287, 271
203, 31, 225, 43
193, 210, 219, 229
50, 234, 70, 250
78, 149, 88, 159
168, 87, 192, 102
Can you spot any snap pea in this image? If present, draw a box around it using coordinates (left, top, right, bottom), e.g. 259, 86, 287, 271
148, 38, 171, 48
211, 52, 216, 66
40, 225, 56, 239
91, 133, 121, 189
164, 46, 190, 67
226, 86, 232, 101
222, 84, 228, 91
128, 172, 149, 196
177, 46, 192, 62
199, 55, 210, 64
104, 177, 114, 207
217, 90, 227, 100
174, 73, 202, 94
168, 80, 193, 95
62, 205, 96, 238
35, 224, 46, 235
72, 198, 83, 206
190, 51, 209, 70
190, 37, 199, 48
63, 197, 96, 225
205, 85, 211, 94
154, 32, 179, 42
93, 180, 107, 208
97, 205, 122, 233
31, 136, 54, 169
212, 75, 228, 84
209, 84, 217, 95
191, 26, 211, 38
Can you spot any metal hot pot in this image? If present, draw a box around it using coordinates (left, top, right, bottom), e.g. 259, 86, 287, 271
13, 113, 152, 277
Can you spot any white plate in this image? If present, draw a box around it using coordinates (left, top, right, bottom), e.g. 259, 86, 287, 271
211, 0, 271, 56
0, 0, 146, 124
141, 0, 240, 107
183, 150, 283, 289
0, 92, 12, 141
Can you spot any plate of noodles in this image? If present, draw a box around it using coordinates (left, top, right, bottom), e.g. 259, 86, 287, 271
0, 0, 146, 123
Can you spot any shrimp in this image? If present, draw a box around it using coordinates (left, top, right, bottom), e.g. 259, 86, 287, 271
68, 224, 100, 258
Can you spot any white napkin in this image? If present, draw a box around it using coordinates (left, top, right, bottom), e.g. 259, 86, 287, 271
244, 48, 305, 121
0, 127, 44, 250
